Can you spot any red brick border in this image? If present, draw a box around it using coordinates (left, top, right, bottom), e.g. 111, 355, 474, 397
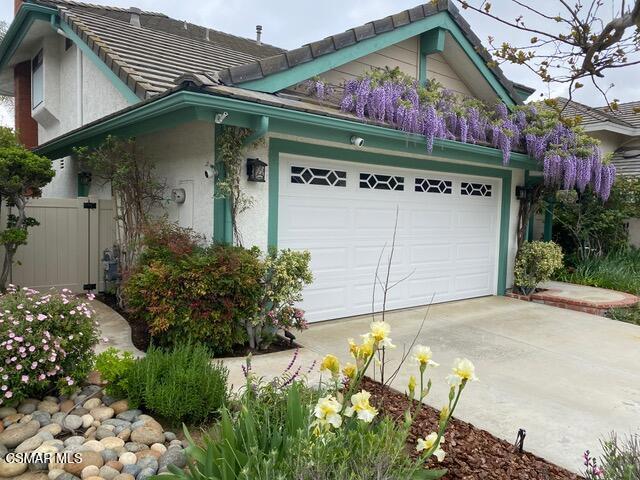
506, 288, 639, 317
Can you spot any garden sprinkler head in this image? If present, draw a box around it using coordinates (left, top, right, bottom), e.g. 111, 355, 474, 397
514, 428, 526, 454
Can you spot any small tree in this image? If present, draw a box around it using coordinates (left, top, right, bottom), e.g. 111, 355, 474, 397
0, 128, 55, 290
75, 136, 165, 291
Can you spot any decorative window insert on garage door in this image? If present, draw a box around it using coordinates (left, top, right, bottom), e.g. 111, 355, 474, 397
268, 139, 513, 323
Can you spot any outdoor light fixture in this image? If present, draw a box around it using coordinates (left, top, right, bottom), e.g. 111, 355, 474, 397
515, 185, 532, 200
78, 171, 92, 186
214, 111, 229, 124
350, 135, 365, 147
246, 158, 267, 182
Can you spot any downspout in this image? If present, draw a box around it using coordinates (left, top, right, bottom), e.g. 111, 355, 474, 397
243, 115, 269, 146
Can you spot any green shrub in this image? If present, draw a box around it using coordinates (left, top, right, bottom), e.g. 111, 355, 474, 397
514, 241, 564, 295
94, 347, 136, 399
0, 287, 99, 405
124, 244, 265, 354
126, 343, 229, 424
138, 220, 204, 267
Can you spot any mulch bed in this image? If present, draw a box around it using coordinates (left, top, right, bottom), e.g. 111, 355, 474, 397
96, 293, 299, 356
362, 377, 582, 480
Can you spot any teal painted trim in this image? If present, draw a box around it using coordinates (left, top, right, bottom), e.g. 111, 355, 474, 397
244, 115, 269, 145
513, 85, 535, 102
56, 21, 139, 104
77, 174, 89, 197
441, 17, 516, 106
36, 91, 541, 172
240, 13, 449, 93
213, 124, 233, 244
418, 49, 427, 86
267, 140, 280, 248
268, 138, 512, 295
0, 4, 57, 69
421, 28, 445, 54
543, 199, 554, 241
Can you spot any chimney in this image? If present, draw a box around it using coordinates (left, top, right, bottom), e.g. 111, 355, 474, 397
14, 62, 38, 149
128, 7, 141, 27
14, 0, 22, 15
256, 25, 262, 46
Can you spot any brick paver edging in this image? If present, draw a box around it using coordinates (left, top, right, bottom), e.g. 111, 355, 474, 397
506, 288, 639, 316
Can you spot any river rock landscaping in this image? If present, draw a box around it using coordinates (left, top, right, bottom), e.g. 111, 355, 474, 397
0, 380, 186, 480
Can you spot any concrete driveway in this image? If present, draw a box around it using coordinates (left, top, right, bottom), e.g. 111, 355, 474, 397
296, 296, 640, 473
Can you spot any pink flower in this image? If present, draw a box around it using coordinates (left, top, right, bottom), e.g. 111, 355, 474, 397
21, 375, 28, 383
4, 391, 12, 399
37, 314, 47, 321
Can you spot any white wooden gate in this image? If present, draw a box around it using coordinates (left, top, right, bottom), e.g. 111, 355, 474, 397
0, 197, 115, 292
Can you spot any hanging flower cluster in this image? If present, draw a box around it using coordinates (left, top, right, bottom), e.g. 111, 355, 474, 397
333, 68, 616, 201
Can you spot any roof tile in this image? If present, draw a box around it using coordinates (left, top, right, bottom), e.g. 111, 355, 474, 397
228, 63, 264, 83
390, 11, 411, 28
309, 37, 335, 58
286, 46, 314, 66
372, 17, 394, 34
331, 30, 357, 49
408, 5, 425, 21
259, 55, 289, 76
353, 23, 376, 41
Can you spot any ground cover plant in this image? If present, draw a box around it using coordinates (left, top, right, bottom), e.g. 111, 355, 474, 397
0, 286, 99, 405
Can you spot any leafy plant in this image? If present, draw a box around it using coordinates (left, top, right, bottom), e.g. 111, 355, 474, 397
124, 244, 264, 354
0, 287, 99, 405
94, 347, 136, 398
126, 343, 229, 425
514, 241, 564, 295
583, 433, 640, 480
0, 127, 55, 290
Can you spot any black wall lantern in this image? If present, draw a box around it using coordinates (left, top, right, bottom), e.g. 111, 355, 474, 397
515, 185, 533, 200
246, 158, 267, 182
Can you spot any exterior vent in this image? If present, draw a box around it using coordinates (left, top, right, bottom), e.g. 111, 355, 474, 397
256, 25, 262, 45
129, 7, 141, 27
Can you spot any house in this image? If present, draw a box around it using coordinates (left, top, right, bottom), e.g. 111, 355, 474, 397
0, 0, 542, 322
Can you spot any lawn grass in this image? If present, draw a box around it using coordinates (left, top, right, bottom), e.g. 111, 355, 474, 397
556, 248, 640, 324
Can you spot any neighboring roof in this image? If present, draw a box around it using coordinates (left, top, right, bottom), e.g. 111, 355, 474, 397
210, 0, 524, 103
612, 146, 640, 176
556, 97, 634, 128
608, 101, 640, 128
28, 0, 284, 98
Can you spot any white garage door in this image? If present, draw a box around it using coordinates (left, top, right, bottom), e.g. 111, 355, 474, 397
278, 153, 502, 322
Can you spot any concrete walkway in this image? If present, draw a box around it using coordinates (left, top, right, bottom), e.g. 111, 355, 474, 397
540, 280, 639, 306
92, 299, 144, 357
297, 296, 640, 473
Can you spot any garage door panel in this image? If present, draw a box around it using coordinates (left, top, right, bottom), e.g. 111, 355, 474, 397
279, 154, 501, 322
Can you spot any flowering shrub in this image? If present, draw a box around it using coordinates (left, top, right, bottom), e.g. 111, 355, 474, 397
583, 433, 640, 479
514, 241, 564, 295
337, 68, 616, 200
0, 287, 99, 405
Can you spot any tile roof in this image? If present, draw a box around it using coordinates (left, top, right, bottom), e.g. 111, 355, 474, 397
612, 146, 640, 176
31, 0, 284, 98
210, 0, 524, 102
556, 97, 640, 130
607, 101, 640, 128
29, 0, 524, 103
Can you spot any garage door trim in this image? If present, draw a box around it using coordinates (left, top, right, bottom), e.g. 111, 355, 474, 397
268, 138, 513, 295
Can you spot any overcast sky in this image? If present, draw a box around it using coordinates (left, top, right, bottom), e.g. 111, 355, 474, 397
1, 0, 639, 127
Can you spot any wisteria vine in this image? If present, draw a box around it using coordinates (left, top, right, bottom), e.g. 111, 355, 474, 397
324, 70, 616, 201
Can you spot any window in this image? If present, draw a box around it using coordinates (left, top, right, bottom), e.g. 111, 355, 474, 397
461, 182, 492, 197
291, 166, 346, 187
31, 49, 44, 109
359, 173, 404, 191
415, 178, 452, 194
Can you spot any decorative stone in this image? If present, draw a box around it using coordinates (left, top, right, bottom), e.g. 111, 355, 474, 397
136, 457, 157, 472
116, 429, 130, 442
15, 433, 44, 453
18, 403, 37, 415
113, 475, 134, 480
123, 443, 147, 453
80, 415, 93, 429
130, 427, 163, 446
109, 402, 128, 417
39, 423, 62, 437
136, 467, 156, 480
51, 413, 66, 426
32, 412, 51, 426
70, 408, 89, 417
121, 464, 140, 477
162, 432, 176, 442
86, 371, 104, 386
63, 416, 83, 431
96, 427, 115, 441
4, 413, 24, 424
0, 408, 17, 420
64, 451, 104, 476
54, 473, 79, 480
100, 438, 124, 450
158, 448, 186, 472
149, 444, 166, 455
115, 411, 140, 423
84, 427, 97, 439
105, 461, 122, 472
37, 402, 60, 415
83, 440, 105, 453
90, 408, 114, 423
0, 444, 7, 460
100, 449, 118, 463
118, 452, 136, 466
48, 469, 65, 480
83, 399, 101, 411
81, 465, 100, 479
99, 465, 119, 480
64, 436, 85, 447
39, 432, 54, 442
135, 450, 160, 460
0, 420, 40, 448
84, 477, 104, 480
0, 458, 28, 477
59, 401, 74, 414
